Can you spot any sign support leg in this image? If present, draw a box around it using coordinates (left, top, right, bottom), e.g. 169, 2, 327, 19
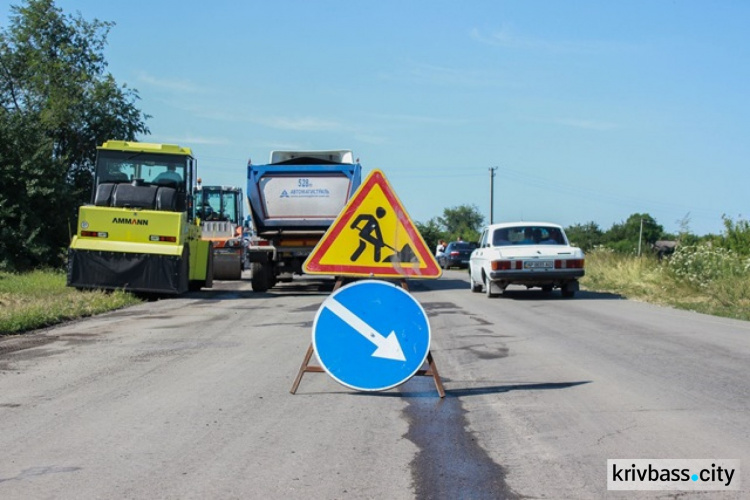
416, 351, 445, 398
289, 277, 345, 395
398, 278, 445, 398
290, 343, 324, 394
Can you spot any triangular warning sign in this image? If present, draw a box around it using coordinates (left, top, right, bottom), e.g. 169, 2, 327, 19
304, 169, 442, 278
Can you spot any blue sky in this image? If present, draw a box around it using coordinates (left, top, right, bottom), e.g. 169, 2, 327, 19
4, 1, 748, 236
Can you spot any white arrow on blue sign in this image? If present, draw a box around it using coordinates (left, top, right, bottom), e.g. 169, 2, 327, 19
312, 279, 431, 391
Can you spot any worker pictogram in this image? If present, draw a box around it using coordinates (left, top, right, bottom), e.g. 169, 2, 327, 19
303, 169, 441, 278
350, 207, 387, 262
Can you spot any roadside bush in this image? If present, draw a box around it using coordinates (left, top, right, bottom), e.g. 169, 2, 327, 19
581, 246, 750, 321
662, 243, 750, 320
721, 215, 750, 256
667, 243, 748, 288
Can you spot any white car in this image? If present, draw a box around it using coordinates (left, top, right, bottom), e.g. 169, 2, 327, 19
469, 222, 585, 298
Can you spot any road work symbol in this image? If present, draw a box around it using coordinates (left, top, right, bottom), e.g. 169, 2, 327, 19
350, 207, 388, 262
312, 279, 431, 391
303, 169, 442, 278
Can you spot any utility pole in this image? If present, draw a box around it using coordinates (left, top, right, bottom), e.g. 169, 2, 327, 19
638, 218, 644, 256
489, 167, 498, 224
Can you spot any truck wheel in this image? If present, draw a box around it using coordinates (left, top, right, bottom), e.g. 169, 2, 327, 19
251, 262, 269, 292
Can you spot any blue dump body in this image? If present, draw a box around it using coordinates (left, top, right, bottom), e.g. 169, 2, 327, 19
246, 157, 362, 236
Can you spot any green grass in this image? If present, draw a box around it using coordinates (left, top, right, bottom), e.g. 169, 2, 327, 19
0, 270, 142, 335
581, 248, 750, 321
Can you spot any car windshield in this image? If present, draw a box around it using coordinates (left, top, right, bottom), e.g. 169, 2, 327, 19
492, 226, 565, 246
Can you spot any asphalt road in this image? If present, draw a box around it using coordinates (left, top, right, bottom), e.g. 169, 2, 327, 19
1, 270, 748, 499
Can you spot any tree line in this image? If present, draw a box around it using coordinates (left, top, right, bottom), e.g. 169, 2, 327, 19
417, 205, 750, 258
1, 0, 148, 271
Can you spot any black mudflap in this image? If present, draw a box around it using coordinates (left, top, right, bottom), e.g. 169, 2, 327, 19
67, 248, 187, 294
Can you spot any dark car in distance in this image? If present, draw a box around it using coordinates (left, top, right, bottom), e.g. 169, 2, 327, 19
438, 241, 477, 269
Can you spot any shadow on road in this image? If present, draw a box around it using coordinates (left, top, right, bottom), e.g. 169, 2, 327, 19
499, 289, 622, 301
410, 276, 623, 301
181, 275, 622, 302
344, 379, 591, 399
441, 380, 592, 398
182, 277, 337, 301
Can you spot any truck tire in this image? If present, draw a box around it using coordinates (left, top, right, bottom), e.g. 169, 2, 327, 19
251, 262, 269, 292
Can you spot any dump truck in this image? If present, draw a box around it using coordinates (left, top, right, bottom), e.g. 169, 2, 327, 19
246, 150, 362, 292
196, 184, 246, 280
67, 140, 213, 294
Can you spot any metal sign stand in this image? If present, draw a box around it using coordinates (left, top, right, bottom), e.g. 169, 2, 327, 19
290, 277, 445, 398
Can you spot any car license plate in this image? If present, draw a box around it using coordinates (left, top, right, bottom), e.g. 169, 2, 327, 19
524, 260, 553, 269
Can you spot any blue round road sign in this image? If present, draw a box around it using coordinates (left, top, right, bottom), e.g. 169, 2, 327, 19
312, 280, 431, 391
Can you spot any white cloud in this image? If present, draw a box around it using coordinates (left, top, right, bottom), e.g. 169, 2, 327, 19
371, 113, 463, 126
153, 135, 230, 146
193, 108, 248, 122
470, 27, 627, 55
136, 72, 204, 93
253, 116, 344, 132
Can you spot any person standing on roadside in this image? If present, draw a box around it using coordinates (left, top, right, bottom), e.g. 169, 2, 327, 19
435, 239, 447, 257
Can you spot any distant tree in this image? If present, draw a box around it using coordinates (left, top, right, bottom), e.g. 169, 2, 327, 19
438, 204, 484, 243
674, 212, 699, 246
0, 0, 149, 271
415, 217, 446, 255
603, 213, 664, 254
721, 214, 750, 256
564, 221, 604, 251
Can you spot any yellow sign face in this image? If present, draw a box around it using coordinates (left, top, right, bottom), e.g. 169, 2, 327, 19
304, 169, 441, 278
